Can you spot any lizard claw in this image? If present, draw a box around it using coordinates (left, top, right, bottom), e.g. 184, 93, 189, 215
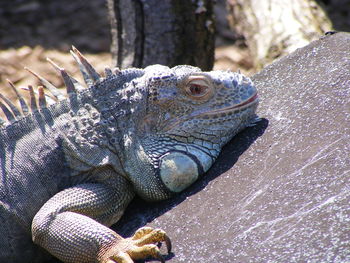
164, 234, 172, 254
131, 226, 172, 253
102, 227, 171, 263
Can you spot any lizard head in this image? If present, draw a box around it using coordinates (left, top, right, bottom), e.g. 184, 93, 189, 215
135, 65, 258, 194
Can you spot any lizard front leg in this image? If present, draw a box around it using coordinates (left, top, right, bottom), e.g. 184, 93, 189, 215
31, 172, 171, 263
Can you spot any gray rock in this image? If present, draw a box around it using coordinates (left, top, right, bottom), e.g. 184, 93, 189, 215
115, 32, 350, 262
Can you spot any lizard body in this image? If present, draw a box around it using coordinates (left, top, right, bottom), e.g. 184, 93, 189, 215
0, 48, 258, 262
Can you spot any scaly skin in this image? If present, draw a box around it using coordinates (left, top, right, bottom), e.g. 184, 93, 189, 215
0, 48, 258, 262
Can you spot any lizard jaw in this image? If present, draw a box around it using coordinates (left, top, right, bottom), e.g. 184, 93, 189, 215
200, 92, 258, 116
161, 92, 258, 132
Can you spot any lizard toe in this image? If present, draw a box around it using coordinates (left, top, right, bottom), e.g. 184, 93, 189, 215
102, 227, 171, 263
130, 227, 171, 253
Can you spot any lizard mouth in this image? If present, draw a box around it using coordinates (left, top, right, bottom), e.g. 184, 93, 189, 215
162, 93, 258, 132
200, 92, 258, 116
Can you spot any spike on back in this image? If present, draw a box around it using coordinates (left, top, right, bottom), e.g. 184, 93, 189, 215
38, 86, 47, 109
0, 117, 5, 127
0, 80, 31, 123
20, 86, 56, 105
27, 85, 38, 111
113, 67, 121, 75
0, 83, 50, 126
7, 79, 29, 115
104, 67, 113, 77
46, 58, 77, 94
0, 100, 15, 122
0, 93, 21, 118
70, 46, 101, 86
24, 67, 65, 100
0, 47, 104, 127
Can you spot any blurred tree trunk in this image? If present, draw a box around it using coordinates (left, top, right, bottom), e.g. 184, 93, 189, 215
107, 0, 215, 70
227, 0, 333, 68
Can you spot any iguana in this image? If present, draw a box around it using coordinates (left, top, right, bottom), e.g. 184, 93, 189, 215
0, 47, 259, 263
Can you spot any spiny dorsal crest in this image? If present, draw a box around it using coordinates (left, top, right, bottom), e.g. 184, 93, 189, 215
0, 46, 117, 127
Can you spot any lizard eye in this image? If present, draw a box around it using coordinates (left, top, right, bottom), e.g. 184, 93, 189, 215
189, 84, 206, 96
185, 77, 213, 100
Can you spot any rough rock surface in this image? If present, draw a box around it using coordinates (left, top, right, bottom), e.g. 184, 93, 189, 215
114, 32, 350, 262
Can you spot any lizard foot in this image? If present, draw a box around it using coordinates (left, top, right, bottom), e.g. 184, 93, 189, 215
103, 227, 171, 263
